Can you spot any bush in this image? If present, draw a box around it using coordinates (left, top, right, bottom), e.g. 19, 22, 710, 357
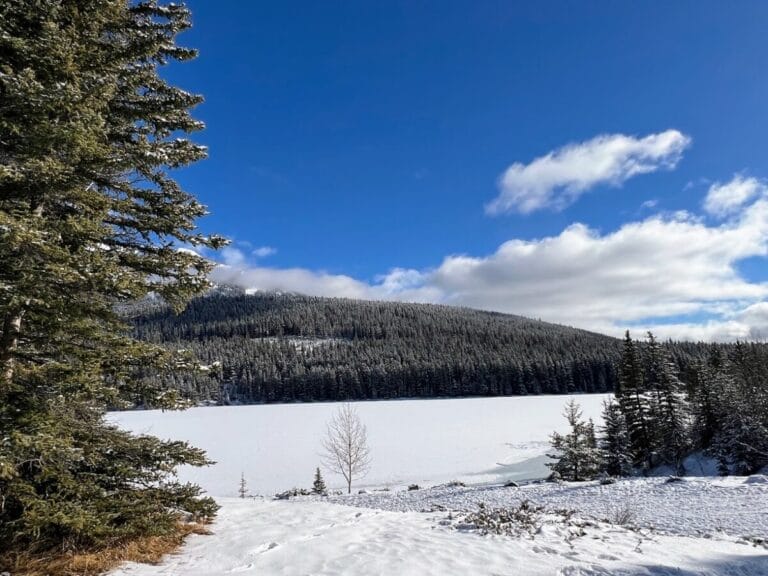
604, 501, 635, 526
456, 501, 587, 539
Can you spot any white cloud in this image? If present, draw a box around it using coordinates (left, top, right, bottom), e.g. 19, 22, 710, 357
220, 246, 248, 267
252, 246, 277, 258
486, 130, 691, 214
210, 260, 440, 303
212, 264, 377, 299
425, 204, 768, 337
207, 157, 768, 342
703, 174, 766, 217
210, 193, 768, 341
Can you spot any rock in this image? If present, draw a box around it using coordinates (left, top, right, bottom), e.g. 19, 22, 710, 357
274, 487, 312, 500
745, 474, 768, 484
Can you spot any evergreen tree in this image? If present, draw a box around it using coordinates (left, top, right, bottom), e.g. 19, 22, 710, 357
713, 411, 768, 475
641, 332, 665, 447
616, 331, 653, 469
656, 353, 689, 474
547, 400, 602, 481
690, 360, 723, 450
239, 473, 248, 499
641, 332, 689, 473
312, 467, 327, 495
0, 0, 224, 557
599, 399, 632, 477
688, 344, 768, 475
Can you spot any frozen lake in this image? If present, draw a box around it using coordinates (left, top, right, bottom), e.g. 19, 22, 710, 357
110, 394, 610, 497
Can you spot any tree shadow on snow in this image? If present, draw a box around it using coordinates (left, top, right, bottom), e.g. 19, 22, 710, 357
561, 552, 768, 576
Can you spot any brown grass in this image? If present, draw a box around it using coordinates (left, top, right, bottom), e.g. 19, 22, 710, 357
0, 522, 210, 576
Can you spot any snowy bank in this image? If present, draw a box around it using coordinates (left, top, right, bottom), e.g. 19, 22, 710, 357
110, 497, 767, 576
334, 475, 768, 540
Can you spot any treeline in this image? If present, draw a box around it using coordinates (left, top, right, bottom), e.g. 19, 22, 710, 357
549, 332, 768, 480
132, 289, 711, 405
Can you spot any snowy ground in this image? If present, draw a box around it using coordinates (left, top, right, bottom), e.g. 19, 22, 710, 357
110, 394, 609, 496
335, 475, 768, 539
111, 496, 768, 576
109, 398, 768, 575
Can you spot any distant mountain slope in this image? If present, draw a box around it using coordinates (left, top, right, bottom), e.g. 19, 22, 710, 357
130, 289, 699, 404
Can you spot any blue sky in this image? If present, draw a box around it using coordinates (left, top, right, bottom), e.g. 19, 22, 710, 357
170, 1, 768, 341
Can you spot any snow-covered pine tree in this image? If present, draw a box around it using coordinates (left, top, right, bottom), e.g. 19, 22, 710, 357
584, 417, 601, 473
639, 332, 691, 473
641, 332, 667, 449
713, 411, 768, 474
692, 344, 768, 475
599, 398, 633, 477
692, 353, 737, 474
239, 473, 249, 499
0, 0, 225, 558
313, 467, 327, 495
547, 400, 602, 481
655, 349, 690, 474
727, 343, 768, 472
690, 359, 723, 450
616, 331, 653, 470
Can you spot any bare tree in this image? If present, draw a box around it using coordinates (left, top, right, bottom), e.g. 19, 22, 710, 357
322, 403, 372, 493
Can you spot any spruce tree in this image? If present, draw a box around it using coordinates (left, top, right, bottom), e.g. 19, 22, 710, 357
714, 411, 768, 474
690, 360, 723, 450
239, 473, 249, 499
547, 400, 602, 481
0, 0, 225, 556
693, 345, 768, 475
599, 398, 632, 477
616, 331, 653, 469
641, 332, 665, 446
312, 467, 327, 495
655, 348, 690, 474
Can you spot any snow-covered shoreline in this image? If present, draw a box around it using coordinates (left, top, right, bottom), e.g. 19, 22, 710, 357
110, 484, 768, 576
333, 475, 768, 540
109, 398, 768, 575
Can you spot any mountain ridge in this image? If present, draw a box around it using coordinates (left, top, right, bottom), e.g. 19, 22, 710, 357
130, 287, 706, 405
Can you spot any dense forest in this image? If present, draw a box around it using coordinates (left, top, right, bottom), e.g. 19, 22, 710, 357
549, 332, 768, 478
129, 288, 711, 405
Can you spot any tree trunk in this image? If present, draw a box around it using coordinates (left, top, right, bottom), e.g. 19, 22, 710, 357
0, 310, 23, 387
1, 202, 45, 388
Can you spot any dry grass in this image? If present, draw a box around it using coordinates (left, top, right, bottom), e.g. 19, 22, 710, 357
604, 500, 636, 526
0, 522, 210, 576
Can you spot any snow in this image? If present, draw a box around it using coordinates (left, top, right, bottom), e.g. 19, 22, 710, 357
110, 497, 768, 576
334, 476, 768, 539
252, 336, 346, 352
109, 394, 610, 497
108, 397, 768, 575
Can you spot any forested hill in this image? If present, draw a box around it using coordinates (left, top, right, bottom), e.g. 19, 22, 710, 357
130, 289, 697, 404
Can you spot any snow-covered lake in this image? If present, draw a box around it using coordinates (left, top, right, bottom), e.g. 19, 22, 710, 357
110, 394, 609, 497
